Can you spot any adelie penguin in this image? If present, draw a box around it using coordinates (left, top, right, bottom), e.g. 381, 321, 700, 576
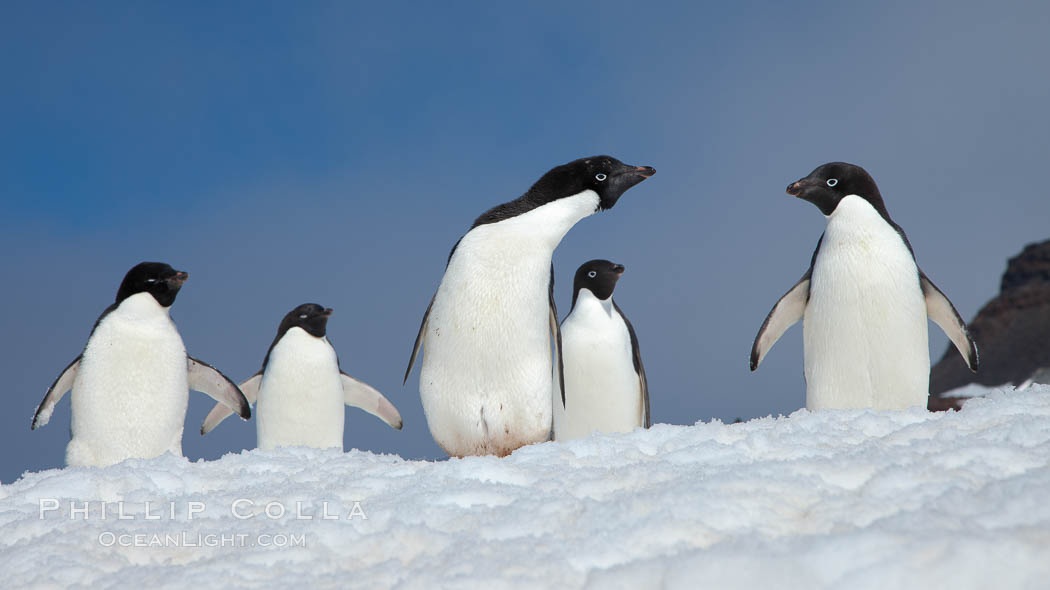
750, 162, 979, 410
553, 260, 649, 441
202, 303, 402, 450
32, 262, 251, 467
405, 156, 655, 457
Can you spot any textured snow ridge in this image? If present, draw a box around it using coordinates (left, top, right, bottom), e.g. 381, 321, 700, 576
2, 387, 1049, 589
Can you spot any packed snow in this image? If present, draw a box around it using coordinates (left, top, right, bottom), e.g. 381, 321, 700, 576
2, 386, 1049, 589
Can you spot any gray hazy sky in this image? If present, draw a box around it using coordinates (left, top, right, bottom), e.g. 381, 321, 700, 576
2, 2, 1049, 482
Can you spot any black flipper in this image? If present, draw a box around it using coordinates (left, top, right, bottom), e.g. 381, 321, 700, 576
750, 270, 812, 371
613, 300, 650, 428
32, 356, 81, 430
404, 238, 462, 385
920, 271, 979, 372
550, 264, 566, 407
188, 357, 251, 420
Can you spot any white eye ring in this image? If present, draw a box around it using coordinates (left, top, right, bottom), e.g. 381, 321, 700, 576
827, 178, 838, 187
299, 314, 308, 319
146, 278, 157, 284
587, 270, 597, 278
595, 173, 607, 182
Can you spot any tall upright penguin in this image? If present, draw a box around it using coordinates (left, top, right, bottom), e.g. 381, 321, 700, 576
750, 163, 978, 410
32, 262, 250, 467
554, 260, 649, 441
405, 156, 655, 457
201, 303, 402, 450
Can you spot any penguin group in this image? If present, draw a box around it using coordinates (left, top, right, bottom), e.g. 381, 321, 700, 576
33, 157, 978, 466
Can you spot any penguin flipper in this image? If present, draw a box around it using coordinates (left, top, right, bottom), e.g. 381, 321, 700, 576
32, 355, 80, 430
403, 294, 435, 385
188, 357, 251, 422
750, 270, 811, 371
550, 265, 565, 409
920, 271, 979, 372
614, 301, 650, 428
201, 372, 260, 435
341, 372, 403, 429
404, 239, 464, 385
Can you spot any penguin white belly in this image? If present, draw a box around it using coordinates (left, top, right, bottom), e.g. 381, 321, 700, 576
420, 191, 599, 457
554, 295, 641, 440
803, 196, 930, 410
68, 293, 189, 467
256, 329, 345, 450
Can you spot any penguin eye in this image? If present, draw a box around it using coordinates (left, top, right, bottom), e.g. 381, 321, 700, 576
299, 314, 308, 319
826, 178, 838, 187
595, 173, 607, 182
587, 270, 597, 278
146, 278, 157, 284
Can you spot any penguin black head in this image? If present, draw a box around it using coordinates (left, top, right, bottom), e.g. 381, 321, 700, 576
116, 262, 188, 308
786, 162, 888, 218
531, 156, 655, 211
278, 303, 333, 338
572, 259, 625, 307
471, 155, 655, 228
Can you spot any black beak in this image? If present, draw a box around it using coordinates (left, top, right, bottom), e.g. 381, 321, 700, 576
613, 264, 625, 275
786, 181, 803, 196
323, 308, 334, 317
169, 271, 189, 286
614, 164, 655, 181
633, 166, 655, 179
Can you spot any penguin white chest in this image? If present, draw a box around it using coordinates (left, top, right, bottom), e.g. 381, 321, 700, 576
803, 196, 930, 410
554, 291, 641, 440
68, 293, 189, 467
256, 328, 345, 450
420, 191, 599, 457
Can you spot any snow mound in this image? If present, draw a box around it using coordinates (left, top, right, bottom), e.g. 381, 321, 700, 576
940, 382, 1005, 399
2, 387, 1049, 589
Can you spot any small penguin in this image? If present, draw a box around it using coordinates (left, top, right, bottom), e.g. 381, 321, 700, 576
404, 156, 655, 457
750, 162, 978, 410
553, 260, 649, 441
32, 262, 250, 467
202, 303, 402, 450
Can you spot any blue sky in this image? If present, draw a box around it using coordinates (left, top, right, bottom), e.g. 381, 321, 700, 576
2, 1, 1049, 482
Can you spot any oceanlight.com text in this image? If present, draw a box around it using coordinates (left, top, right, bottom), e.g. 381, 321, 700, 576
97, 531, 307, 548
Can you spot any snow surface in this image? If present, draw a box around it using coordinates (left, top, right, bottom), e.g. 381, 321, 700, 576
2, 386, 1049, 589
941, 382, 1017, 399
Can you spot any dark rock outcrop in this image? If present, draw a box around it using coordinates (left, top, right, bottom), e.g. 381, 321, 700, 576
929, 239, 1050, 409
